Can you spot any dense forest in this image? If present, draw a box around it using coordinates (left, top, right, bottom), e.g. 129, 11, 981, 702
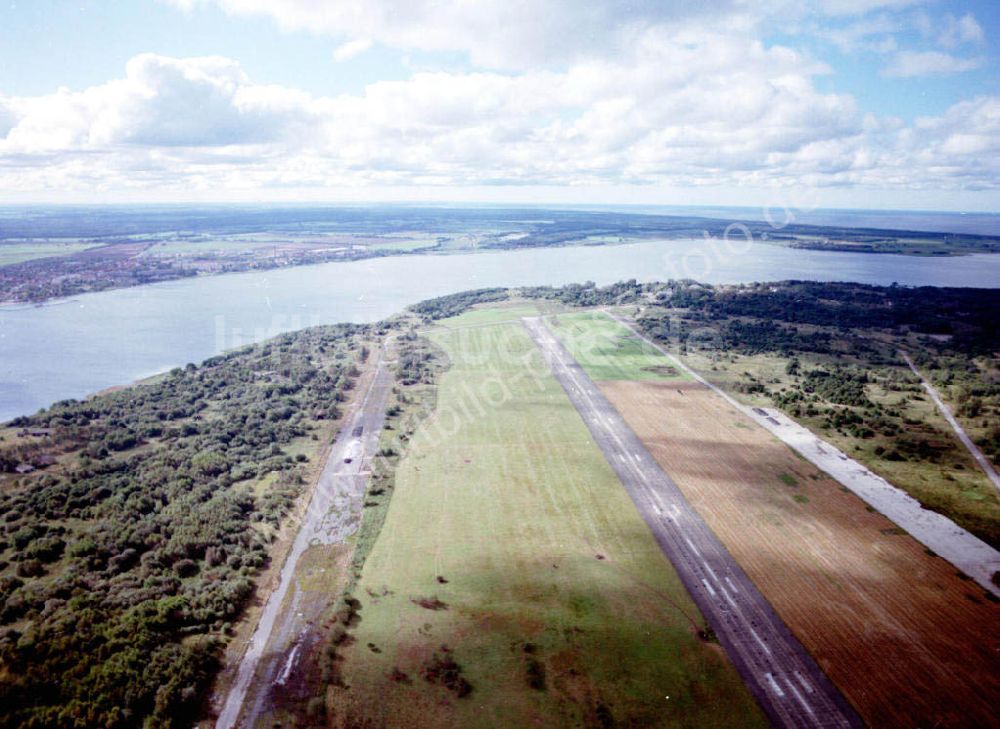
0, 322, 379, 727
524, 279, 999, 351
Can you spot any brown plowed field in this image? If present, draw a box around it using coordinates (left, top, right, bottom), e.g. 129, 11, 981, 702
600, 379, 1000, 729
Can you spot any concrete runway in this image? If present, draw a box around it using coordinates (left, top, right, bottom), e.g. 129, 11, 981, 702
522, 316, 861, 729
216, 350, 394, 729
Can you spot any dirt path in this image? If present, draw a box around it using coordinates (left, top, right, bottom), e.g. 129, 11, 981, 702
901, 350, 1000, 494
215, 345, 393, 729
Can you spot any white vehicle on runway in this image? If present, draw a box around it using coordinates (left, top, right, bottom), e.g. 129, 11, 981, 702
343, 439, 362, 464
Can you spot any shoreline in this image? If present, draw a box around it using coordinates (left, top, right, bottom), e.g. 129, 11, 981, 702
4, 258, 1000, 424
3, 230, 998, 307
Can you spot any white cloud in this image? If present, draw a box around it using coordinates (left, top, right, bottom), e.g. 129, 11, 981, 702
882, 50, 982, 78
915, 96, 1000, 157
0, 99, 18, 138
817, 0, 925, 17
333, 38, 373, 62
811, 7, 986, 60
0, 54, 312, 153
1, 44, 996, 198
815, 14, 898, 53
163, 0, 752, 69
937, 13, 984, 48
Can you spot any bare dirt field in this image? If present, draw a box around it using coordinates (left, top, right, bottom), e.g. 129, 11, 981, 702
600, 379, 1000, 729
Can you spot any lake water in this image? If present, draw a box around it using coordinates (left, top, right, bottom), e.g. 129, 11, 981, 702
2, 238, 999, 422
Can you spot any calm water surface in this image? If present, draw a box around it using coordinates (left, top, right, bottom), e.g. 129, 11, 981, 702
2, 239, 999, 421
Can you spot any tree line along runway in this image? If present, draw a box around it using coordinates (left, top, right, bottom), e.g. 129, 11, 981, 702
522, 316, 861, 729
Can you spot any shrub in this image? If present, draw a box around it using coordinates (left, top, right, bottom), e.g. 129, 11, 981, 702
15, 559, 45, 578
421, 649, 472, 698
174, 559, 198, 578
25, 537, 64, 563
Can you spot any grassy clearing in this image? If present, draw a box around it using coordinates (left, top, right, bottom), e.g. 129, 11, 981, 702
344, 378, 440, 592
0, 242, 98, 266
431, 301, 544, 329
331, 311, 764, 728
548, 311, 688, 382
424, 300, 572, 333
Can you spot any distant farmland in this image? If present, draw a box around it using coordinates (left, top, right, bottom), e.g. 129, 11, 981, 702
0, 241, 98, 266
329, 303, 766, 728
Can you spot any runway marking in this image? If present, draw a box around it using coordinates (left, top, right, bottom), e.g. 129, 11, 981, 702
703, 561, 721, 583
683, 536, 702, 557
795, 671, 814, 694
701, 579, 717, 597
749, 626, 772, 656
784, 674, 816, 718
725, 576, 740, 594
719, 584, 738, 609
766, 673, 786, 698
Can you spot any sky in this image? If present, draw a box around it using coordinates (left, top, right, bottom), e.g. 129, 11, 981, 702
0, 0, 997, 210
